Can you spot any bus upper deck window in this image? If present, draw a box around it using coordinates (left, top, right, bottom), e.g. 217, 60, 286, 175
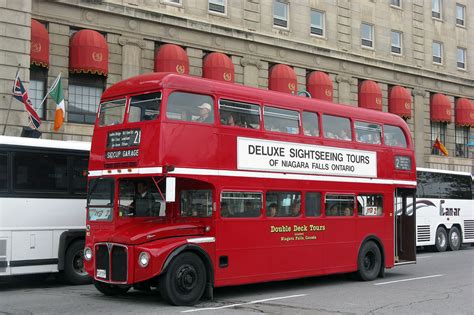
219, 99, 260, 129
98, 98, 127, 126
384, 125, 407, 148
355, 121, 381, 144
302, 111, 319, 137
322, 115, 351, 141
166, 92, 214, 123
129, 92, 162, 123
264, 106, 299, 134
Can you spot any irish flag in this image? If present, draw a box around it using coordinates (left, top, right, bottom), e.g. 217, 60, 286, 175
49, 73, 65, 132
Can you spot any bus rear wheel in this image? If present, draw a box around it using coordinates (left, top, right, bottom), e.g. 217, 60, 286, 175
435, 227, 448, 252
63, 240, 91, 285
159, 252, 206, 306
448, 226, 461, 251
94, 280, 131, 296
357, 241, 381, 281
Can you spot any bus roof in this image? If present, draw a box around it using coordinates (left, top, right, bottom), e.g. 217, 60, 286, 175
0, 136, 90, 151
101, 72, 409, 128
417, 167, 472, 177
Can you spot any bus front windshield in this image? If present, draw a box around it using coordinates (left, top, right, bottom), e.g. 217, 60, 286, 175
118, 178, 166, 218
87, 178, 114, 221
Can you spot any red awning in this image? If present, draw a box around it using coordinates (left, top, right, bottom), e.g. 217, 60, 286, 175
202, 52, 234, 82
455, 98, 474, 127
154, 44, 189, 74
269, 64, 297, 94
306, 71, 333, 102
430, 93, 452, 122
358, 80, 382, 111
69, 29, 108, 76
388, 86, 412, 118
30, 19, 49, 68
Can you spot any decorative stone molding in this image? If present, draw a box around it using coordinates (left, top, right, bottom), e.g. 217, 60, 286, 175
240, 57, 263, 70
247, 43, 256, 53
128, 19, 138, 30
118, 36, 146, 48
214, 37, 224, 47
336, 75, 351, 84
83, 10, 97, 23
412, 88, 426, 97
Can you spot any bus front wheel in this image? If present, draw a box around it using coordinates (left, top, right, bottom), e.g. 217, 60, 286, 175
94, 280, 131, 296
159, 252, 207, 306
63, 240, 91, 285
357, 241, 381, 281
435, 227, 448, 252
448, 226, 461, 251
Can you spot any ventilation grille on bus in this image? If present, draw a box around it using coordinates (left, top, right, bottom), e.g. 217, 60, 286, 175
104, 161, 137, 169
0, 239, 7, 273
95, 244, 127, 283
417, 225, 431, 242
464, 220, 474, 240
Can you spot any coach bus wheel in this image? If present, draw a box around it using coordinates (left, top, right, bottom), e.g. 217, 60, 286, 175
94, 280, 131, 296
435, 227, 448, 252
357, 241, 381, 281
448, 227, 461, 251
63, 240, 91, 285
159, 252, 207, 306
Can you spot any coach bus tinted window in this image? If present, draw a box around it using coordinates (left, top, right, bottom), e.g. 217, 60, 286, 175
418, 171, 471, 200
219, 100, 260, 129
266, 191, 301, 217
221, 192, 262, 217
264, 106, 299, 134
98, 98, 127, 126
355, 121, 381, 144
118, 178, 166, 217
129, 92, 161, 123
87, 178, 114, 221
180, 190, 213, 217
0, 153, 6, 191
167, 92, 214, 123
325, 194, 354, 216
13, 152, 68, 192
302, 111, 319, 136
305, 192, 321, 216
322, 115, 352, 141
357, 194, 383, 216
72, 156, 88, 194
384, 125, 407, 148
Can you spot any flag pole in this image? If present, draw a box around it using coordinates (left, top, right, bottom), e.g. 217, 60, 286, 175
38, 72, 61, 112
2, 65, 21, 136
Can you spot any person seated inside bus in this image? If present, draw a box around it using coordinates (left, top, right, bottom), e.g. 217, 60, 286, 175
220, 202, 231, 217
343, 206, 353, 216
244, 201, 259, 216
195, 102, 213, 123
267, 203, 278, 217
337, 129, 351, 141
327, 204, 339, 216
130, 181, 158, 217
224, 113, 237, 127
290, 202, 301, 216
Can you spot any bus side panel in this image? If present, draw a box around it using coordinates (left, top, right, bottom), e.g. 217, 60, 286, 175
0, 231, 11, 276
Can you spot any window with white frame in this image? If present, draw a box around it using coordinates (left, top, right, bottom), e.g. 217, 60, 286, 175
209, 0, 225, 14
457, 47, 466, 69
456, 3, 465, 26
391, 31, 402, 54
165, 0, 182, 5
273, 0, 289, 28
455, 125, 469, 158
69, 75, 104, 124
432, 41, 443, 64
390, 0, 401, 8
361, 23, 373, 48
310, 10, 325, 37
432, 0, 442, 19
431, 121, 447, 156
29, 67, 47, 119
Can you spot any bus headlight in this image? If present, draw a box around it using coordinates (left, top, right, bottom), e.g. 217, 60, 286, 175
84, 247, 93, 261
138, 252, 150, 268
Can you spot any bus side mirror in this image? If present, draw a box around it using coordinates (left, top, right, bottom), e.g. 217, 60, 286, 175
165, 177, 176, 202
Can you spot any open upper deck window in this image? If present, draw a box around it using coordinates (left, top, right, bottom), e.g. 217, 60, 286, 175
384, 125, 407, 148
166, 91, 214, 124
322, 114, 351, 141
129, 92, 161, 123
98, 98, 127, 126
219, 99, 260, 129
264, 106, 299, 134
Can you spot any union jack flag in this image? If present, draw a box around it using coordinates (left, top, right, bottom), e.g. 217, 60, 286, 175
12, 73, 42, 129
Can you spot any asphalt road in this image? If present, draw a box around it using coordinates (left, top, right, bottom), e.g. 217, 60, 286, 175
1, 247, 473, 314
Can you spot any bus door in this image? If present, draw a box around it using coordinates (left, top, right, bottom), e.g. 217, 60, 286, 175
394, 188, 416, 264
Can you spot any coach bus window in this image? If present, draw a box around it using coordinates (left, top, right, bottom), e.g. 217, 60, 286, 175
357, 194, 383, 216
0, 153, 6, 191
264, 106, 299, 134
13, 152, 68, 192
219, 99, 260, 129
129, 92, 161, 123
98, 98, 127, 126
181, 190, 213, 217
87, 178, 114, 221
322, 115, 351, 141
305, 192, 321, 216
72, 156, 88, 195
302, 111, 319, 136
384, 125, 407, 148
355, 121, 381, 144
118, 178, 165, 217
266, 191, 301, 217
167, 92, 214, 123
220, 192, 262, 217
325, 194, 354, 216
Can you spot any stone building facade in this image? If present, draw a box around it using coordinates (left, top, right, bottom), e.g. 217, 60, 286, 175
0, 0, 473, 172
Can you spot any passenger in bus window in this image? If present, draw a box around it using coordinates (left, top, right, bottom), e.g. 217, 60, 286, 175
337, 129, 351, 141
343, 206, 353, 216
220, 202, 231, 217
267, 203, 278, 217
225, 114, 237, 127
132, 181, 156, 217
327, 204, 339, 216
290, 202, 301, 216
196, 103, 213, 123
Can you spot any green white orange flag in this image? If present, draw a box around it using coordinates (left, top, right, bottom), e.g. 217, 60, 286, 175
49, 73, 65, 132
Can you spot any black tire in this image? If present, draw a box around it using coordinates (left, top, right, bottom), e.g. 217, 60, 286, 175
448, 226, 461, 251
159, 252, 207, 306
94, 280, 131, 296
357, 241, 382, 281
435, 227, 448, 252
63, 240, 91, 285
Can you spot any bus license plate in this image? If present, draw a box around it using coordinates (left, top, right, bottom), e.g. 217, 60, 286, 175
96, 269, 107, 279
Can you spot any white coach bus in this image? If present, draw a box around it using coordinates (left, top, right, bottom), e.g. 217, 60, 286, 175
0, 136, 90, 284
415, 168, 474, 252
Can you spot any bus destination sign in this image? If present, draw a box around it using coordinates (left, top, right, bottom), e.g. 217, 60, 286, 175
107, 129, 141, 149
237, 137, 377, 177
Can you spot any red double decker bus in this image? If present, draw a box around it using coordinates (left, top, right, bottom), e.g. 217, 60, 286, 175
84, 73, 416, 306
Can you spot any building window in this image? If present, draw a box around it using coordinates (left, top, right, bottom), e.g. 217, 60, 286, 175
432, 0, 442, 19
390, 0, 401, 8
68, 74, 104, 124
455, 125, 469, 158
209, 0, 225, 14
273, 0, 289, 28
457, 47, 466, 69
29, 66, 47, 119
456, 3, 465, 26
361, 23, 374, 48
310, 10, 325, 37
432, 41, 443, 64
391, 31, 402, 54
431, 121, 447, 156
165, 0, 182, 5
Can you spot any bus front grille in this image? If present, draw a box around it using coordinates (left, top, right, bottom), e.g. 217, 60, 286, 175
417, 225, 430, 242
464, 220, 474, 240
111, 246, 127, 282
95, 243, 128, 283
